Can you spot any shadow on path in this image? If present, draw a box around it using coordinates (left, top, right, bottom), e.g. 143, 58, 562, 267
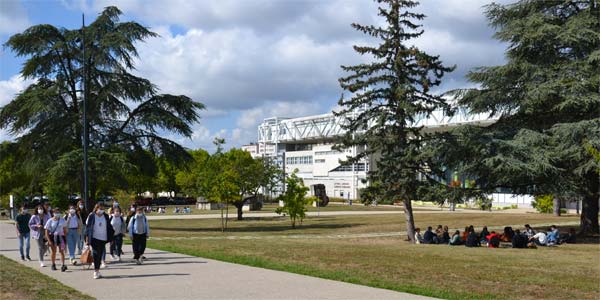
102, 273, 190, 279
141, 261, 207, 266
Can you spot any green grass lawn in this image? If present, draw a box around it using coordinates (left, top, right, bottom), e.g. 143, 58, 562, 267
146, 212, 599, 300
0, 255, 93, 300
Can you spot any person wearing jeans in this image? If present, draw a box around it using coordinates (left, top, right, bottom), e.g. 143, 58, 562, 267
65, 205, 82, 265
109, 207, 126, 261
85, 203, 114, 279
128, 207, 150, 265
76, 200, 88, 255
16, 206, 31, 261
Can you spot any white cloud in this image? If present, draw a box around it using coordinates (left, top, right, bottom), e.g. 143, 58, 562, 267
0, 75, 32, 107
0, 0, 29, 35
0, 74, 34, 141
132, 27, 363, 113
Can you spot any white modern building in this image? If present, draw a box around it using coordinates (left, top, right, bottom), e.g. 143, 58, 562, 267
244, 108, 506, 203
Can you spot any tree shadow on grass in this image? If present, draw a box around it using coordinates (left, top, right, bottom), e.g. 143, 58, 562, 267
152, 223, 362, 233
102, 273, 190, 279
531, 225, 600, 245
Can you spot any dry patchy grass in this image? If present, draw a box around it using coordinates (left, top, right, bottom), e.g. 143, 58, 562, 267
147, 212, 598, 300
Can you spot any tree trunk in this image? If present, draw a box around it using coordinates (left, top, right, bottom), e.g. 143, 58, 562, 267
553, 197, 561, 216
234, 202, 244, 221
220, 207, 225, 232
580, 172, 599, 235
403, 199, 416, 243
225, 203, 229, 230
449, 202, 456, 211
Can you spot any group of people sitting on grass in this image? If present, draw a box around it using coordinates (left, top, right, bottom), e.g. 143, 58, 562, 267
414, 224, 577, 248
173, 206, 192, 214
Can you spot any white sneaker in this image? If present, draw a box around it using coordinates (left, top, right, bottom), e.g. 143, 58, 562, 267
117, 256, 121, 262
135, 259, 141, 265
101, 262, 107, 269
93, 271, 101, 279
40, 262, 45, 267
110, 254, 116, 260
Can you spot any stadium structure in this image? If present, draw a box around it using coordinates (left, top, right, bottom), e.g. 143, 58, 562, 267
242, 108, 536, 207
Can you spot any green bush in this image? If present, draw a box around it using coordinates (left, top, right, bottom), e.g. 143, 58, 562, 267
475, 196, 493, 210
532, 194, 553, 213
511, 204, 518, 209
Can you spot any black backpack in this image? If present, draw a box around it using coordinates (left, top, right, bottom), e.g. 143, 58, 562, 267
489, 235, 500, 247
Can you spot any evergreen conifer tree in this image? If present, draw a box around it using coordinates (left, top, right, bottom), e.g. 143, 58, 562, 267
446, 1, 600, 234
335, 0, 454, 242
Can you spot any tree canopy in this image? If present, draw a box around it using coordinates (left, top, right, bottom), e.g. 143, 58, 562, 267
441, 0, 600, 234
0, 6, 205, 205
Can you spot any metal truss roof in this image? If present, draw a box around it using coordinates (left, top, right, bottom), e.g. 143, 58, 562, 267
258, 108, 497, 144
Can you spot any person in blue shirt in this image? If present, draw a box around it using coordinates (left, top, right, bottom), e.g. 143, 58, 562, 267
546, 225, 560, 246
128, 207, 150, 265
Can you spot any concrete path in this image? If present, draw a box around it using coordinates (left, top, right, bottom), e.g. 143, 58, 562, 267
0, 222, 435, 300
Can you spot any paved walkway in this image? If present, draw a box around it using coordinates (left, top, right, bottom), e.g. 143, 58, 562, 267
0, 221, 435, 300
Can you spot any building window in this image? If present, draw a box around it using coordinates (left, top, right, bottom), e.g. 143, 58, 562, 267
315, 159, 326, 163
315, 150, 341, 156
286, 155, 313, 165
330, 163, 369, 172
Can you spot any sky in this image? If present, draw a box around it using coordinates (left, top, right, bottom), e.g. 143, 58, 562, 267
0, 0, 510, 152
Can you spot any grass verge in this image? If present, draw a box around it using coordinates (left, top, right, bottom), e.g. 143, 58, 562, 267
147, 213, 599, 300
0, 255, 94, 300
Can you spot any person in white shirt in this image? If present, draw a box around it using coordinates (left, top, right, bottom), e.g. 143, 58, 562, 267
530, 231, 547, 246
85, 203, 114, 279
414, 228, 424, 244
45, 208, 68, 272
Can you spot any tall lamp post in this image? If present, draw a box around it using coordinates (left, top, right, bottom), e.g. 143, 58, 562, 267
82, 14, 89, 211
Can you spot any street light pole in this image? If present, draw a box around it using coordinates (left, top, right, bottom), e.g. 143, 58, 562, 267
82, 14, 89, 211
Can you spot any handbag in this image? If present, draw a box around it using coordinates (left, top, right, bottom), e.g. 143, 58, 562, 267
80, 246, 94, 268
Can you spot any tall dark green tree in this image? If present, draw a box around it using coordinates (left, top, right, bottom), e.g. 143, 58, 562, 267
445, 1, 600, 234
0, 7, 205, 207
335, 0, 454, 243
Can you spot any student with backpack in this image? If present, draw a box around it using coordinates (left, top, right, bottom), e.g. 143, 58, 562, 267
110, 207, 127, 261
486, 231, 500, 248
128, 207, 150, 265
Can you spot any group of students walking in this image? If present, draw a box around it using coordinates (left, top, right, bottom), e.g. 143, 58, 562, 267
14, 200, 150, 279
414, 224, 575, 248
